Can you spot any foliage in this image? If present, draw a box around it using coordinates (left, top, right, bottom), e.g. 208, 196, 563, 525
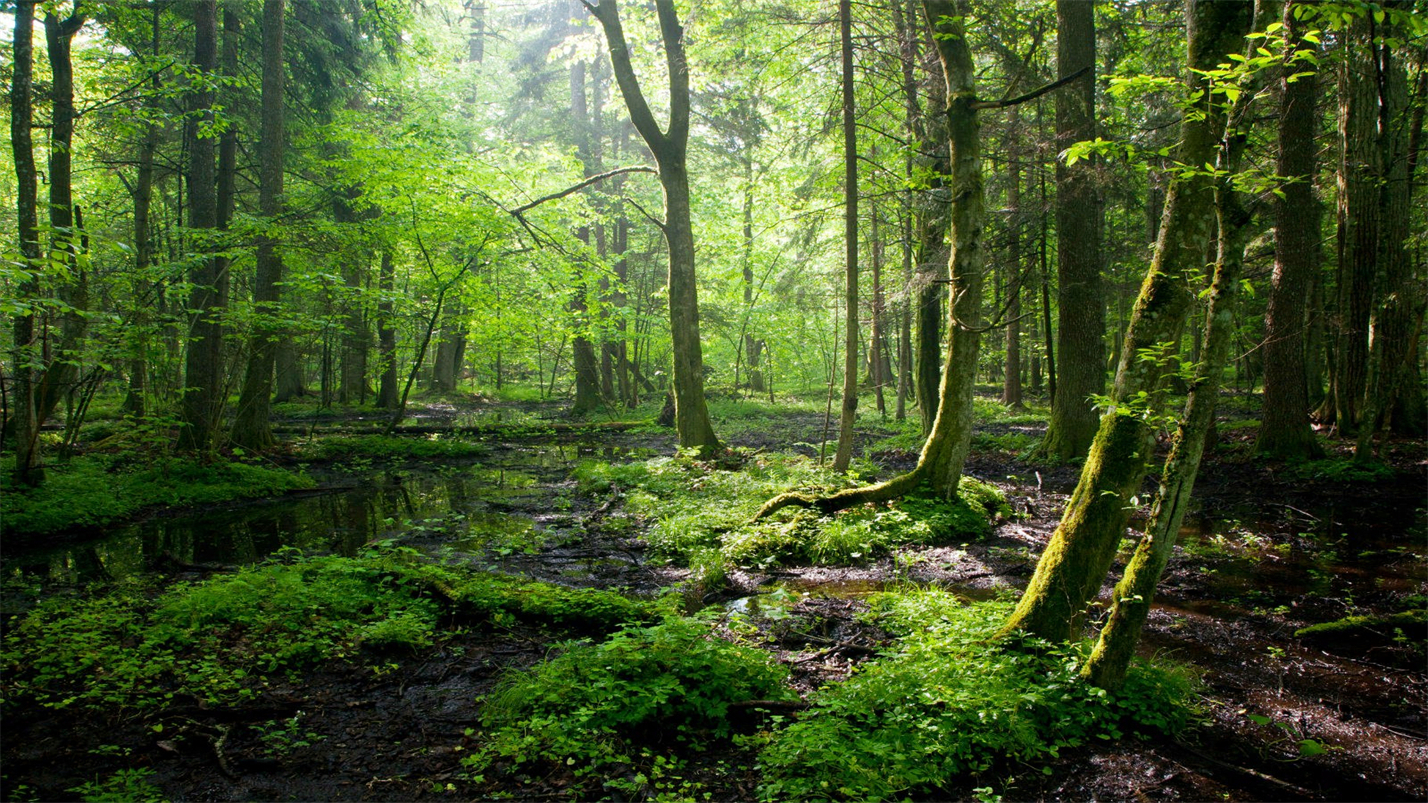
576, 454, 1007, 570
0, 548, 657, 712
464, 617, 793, 788
68, 768, 165, 803
758, 592, 1198, 801
0, 455, 312, 536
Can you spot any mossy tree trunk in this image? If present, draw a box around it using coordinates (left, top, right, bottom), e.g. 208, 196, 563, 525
178, 0, 223, 453
1083, 30, 1266, 685
754, 0, 984, 518
10, 0, 43, 486
1000, 0, 1254, 645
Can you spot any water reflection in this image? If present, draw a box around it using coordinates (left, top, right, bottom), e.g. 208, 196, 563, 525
1, 441, 654, 591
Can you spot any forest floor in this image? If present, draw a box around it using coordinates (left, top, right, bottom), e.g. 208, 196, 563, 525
1, 392, 1424, 802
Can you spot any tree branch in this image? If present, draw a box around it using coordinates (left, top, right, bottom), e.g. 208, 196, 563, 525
510, 165, 657, 214
969, 66, 1089, 110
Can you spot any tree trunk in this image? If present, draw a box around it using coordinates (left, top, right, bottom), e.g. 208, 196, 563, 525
589, 0, 719, 454
1355, 12, 1417, 459
178, 0, 223, 452
34, 8, 90, 431
231, 0, 287, 452
9, 0, 42, 486
1257, 3, 1323, 460
569, 57, 602, 414
1001, 0, 1254, 644
832, 0, 860, 472
1039, 0, 1103, 461
754, 0, 985, 518
123, 4, 164, 421
1085, 112, 1257, 688
1325, 14, 1380, 435
1002, 128, 1024, 410
376, 249, 399, 408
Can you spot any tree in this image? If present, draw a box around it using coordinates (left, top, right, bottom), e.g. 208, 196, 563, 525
1256, 2, 1324, 460
831, 0, 860, 473
756, 0, 989, 516
585, 0, 720, 455
1037, 0, 1103, 461
10, 0, 43, 486
177, 0, 223, 452
1001, 0, 1255, 644
231, 0, 288, 452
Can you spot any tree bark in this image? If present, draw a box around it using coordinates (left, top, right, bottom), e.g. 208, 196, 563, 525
587, 0, 719, 454
832, 0, 861, 473
1355, 8, 1417, 459
1039, 0, 1103, 461
1257, 3, 1323, 460
10, 0, 42, 486
231, 0, 287, 452
178, 0, 223, 452
1324, 14, 1379, 435
1001, 0, 1254, 644
1085, 131, 1256, 690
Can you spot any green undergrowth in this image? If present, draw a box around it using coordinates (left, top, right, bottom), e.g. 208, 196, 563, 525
465, 616, 794, 796
1282, 456, 1397, 483
757, 591, 1199, 801
0, 455, 312, 536
576, 453, 1009, 571
296, 434, 487, 462
0, 548, 658, 713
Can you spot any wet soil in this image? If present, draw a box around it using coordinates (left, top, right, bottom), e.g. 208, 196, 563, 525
2, 398, 1424, 801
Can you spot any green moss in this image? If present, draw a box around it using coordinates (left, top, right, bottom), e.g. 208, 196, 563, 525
0, 549, 659, 713
578, 454, 1007, 571
0, 456, 312, 536
298, 434, 487, 461
1294, 610, 1426, 639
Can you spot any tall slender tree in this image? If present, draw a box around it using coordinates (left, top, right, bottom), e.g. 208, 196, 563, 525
1257, 2, 1323, 460
832, 0, 861, 472
585, 0, 720, 455
231, 0, 288, 452
178, 0, 223, 452
1038, 0, 1103, 461
10, 0, 43, 486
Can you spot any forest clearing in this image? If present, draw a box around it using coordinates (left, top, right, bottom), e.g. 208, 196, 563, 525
2, 0, 1425, 800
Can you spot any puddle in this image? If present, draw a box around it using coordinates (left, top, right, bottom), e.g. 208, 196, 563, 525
0, 441, 655, 596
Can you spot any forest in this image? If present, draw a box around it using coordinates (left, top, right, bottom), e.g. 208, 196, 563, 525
1, 0, 1425, 799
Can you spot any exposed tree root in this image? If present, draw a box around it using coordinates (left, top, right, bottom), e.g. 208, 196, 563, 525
752, 469, 925, 521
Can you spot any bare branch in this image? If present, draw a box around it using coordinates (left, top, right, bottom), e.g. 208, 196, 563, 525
510, 165, 657, 214
969, 66, 1090, 110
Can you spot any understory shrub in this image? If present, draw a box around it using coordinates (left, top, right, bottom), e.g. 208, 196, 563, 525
0, 549, 657, 712
465, 617, 794, 784
0, 455, 311, 536
576, 454, 1008, 570
758, 591, 1198, 801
